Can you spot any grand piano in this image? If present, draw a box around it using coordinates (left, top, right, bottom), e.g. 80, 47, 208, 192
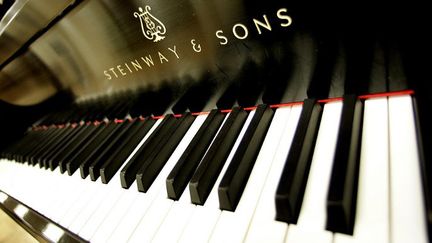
0, 0, 431, 242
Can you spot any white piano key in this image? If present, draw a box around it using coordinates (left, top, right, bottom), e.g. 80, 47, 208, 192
284, 101, 342, 243
0, 160, 11, 191
15, 164, 33, 205
126, 190, 174, 243
178, 110, 255, 243
335, 97, 390, 243
60, 176, 100, 227
91, 114, 207, 243
151, 182, 196, 243
15, 164, 35, 205
8, 163, 29, 203
90, 185, 138, 243
8, 162, 59, 219
0, 161, 9, 197
245, 105, 301, 243
49, 170, 89, 223
78, 177, 126, 239
33, 168, 53, 212
68, 178, 112, 233
24, 162, 70, 216
20, 164, 50, 213
388, 95, 428, 243
42, 168, 76, 220
179, 205, 220, 243
76, 174, 130, 239
15, 164, 31, 203
77, 119, 163, 240
1, 163, 20, 198
4, 162, 23, 197
36, 167, 64, 218
106, 185, 154, 243
0, 161, 16, 198
210, 107, 296, 243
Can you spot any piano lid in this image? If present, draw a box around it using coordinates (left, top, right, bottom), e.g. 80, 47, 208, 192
0, 0, 76, 105
0, 0, 331, 105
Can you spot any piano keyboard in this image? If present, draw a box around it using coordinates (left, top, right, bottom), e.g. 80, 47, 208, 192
0, 93, 428, 243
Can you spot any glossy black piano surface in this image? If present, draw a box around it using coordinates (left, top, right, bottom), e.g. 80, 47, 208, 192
0, 0, 431, 242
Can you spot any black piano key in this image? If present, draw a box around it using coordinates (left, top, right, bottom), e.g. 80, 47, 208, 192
57, 124, 100, 172
65, 122, 115, 175
189, 107, 248, 205
30, 126, 74, 165
28, 127, 72, 165
2, 131, 35, 160
62, 124, 104, 174
100, 118, 155, 184
120, 115, 177, 189
39, 125, 85, 168
275, 98, 323, 223
88, 120, 135, 181
417, 95, 432, 237
13, 132, 36, 161
132, 115, 182, 191
218, 104, 274, 211
8, 129, 45, 161
13, 131, 43, 158
79, 122, 127, 179
413, 96, 432, 240
399, 35, 432, 239
166, 110, 225, 200
19, 127, 59, 163
394, 28, 432, 238
43, 124, 89, 169
326, 95, 363, 234
136, 113, 195, 192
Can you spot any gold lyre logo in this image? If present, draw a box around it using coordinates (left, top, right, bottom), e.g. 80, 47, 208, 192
134, 6, 167, 42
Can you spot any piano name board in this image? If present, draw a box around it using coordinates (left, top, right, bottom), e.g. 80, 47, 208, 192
103, 5, 293, 81
1, 0, 301, 100
215, 8, 292, 45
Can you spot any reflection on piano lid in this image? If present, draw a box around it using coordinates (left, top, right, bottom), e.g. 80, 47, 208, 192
0, 0, 432, 243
